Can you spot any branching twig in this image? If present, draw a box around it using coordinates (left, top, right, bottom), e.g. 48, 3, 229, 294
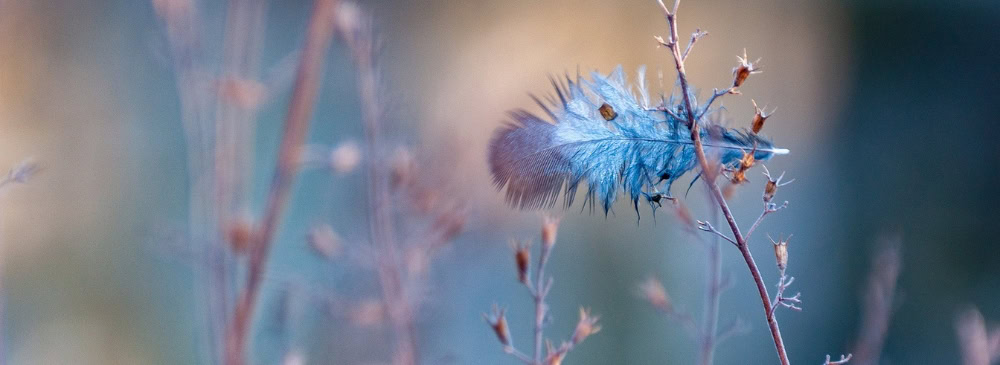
488, 218, 599, 365
225, 1, 338, 364
824, 354, 854, 365
655, 1, 791, 363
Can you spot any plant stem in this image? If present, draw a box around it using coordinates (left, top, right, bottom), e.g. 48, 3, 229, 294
533, 242, 553, 364
345, 11, 420, 365
225, 0, 337, 363
657, 1, 790, 363
699, 205, 722, 365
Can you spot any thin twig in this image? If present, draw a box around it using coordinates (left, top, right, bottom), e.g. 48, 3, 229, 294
697, 220, 738, 247
225, 1, 338, 364
699, 201, 723, 365
343, 6, 421, 364
533, 241, 554, 364
656, 1, 791, 363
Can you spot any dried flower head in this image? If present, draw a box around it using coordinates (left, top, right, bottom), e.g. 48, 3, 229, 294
672, 200, 696, 232
484, 304, 511, 347
511, 240, 532, 284
307, 224, 342, 259
541, 215, 560, 249
769, 234, 792, 271
732, 49, 762, 88
329, 140, 361, 173
545, 341, 567, 365
639, 277, 672, 312
350, 299, 385, 327
571, 308, 602, 345
227, 217, 254, 255
390, 147, 415, 188
730, 149, 756, 184
750, 99, 775, 134
761, 165, 794, 203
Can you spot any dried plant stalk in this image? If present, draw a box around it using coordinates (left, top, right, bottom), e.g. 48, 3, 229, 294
225, 0, 338, 364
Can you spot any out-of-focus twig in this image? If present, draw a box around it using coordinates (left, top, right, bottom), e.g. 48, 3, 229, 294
851, 238, 901, 365
956, 307, 1000, 365
225, 0, 338, 364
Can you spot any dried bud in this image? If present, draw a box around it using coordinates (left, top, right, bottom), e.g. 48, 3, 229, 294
390, 147, 415, 188
730, 149, 756, 184
598, 103, 617, 121
639, 277, 672, 312
512, 240, 531, 284
308, 224, 342, 259
770, 234, 791, 271
571, 308, 601, 345
484, 304, 511, 347
227, 217, 254, 255
329, 141, 361, 173
350, 299, 385, 327
750, 99, 774, 134
672, 200, 695, 232
732, 49, 762, 88
431, 209, 466, 243
546, 341, 566, 365
761, 166, 792, 203
764, 180, 777, 203
541, 215, 560, 249
219, 78, 267, 110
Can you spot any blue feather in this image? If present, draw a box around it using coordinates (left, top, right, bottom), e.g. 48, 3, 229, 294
488, 66, 788, 214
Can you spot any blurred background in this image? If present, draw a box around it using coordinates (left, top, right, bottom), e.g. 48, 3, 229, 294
0, 0, 998, 364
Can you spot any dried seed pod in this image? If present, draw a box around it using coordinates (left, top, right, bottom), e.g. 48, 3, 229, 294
484, 305, 511, 346
750, 99, 774, 134
732, 49, 762, 88
227, 218, 254, 255
571, 308, 601, 345
770, 234, 791, 271
639, 277, 672, 312
541, 215, 560, 249
513, 240, 531, 284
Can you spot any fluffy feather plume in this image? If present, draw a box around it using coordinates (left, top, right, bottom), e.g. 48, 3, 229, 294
488, 66, 788, 214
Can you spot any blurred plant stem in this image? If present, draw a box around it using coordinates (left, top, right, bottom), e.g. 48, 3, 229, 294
225, 0, 337, 364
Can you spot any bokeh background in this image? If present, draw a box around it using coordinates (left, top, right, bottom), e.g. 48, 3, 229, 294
0, 0, 998, 364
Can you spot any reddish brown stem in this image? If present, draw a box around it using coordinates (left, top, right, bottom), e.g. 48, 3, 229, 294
657, 1, 790, 364
225, 1, 337, 364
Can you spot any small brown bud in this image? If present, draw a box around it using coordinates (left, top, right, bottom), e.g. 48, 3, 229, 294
732, 49, 762, 88
546, 341, 567, 365
639, 277, 672, 312
764, 179, 778, 203
350, 299, 385, 327
512, 240, 531, 284
308, 224, 342, 259
571, 308, 601, 345
227, 218, 254, 255
219, 78, 267, 110
484, 305, 511, 347
598, 103, 617, 121
390, 147, 415, 188
750, 99, 774, 134
672, 200, 695, 232
770, 234, 791, 271
761, 165, 792, 203
541, 215, 560, 249
431, 209, 466, 242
